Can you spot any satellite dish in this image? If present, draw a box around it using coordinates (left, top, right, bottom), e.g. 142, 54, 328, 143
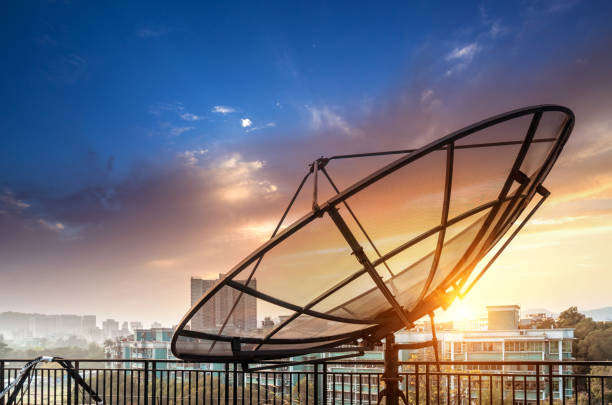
172, 105, 574, 363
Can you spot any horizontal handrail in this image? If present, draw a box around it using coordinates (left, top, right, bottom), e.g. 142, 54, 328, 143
1, 359, 611, 366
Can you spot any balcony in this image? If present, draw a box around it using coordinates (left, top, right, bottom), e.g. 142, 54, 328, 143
1, 359, 611, 404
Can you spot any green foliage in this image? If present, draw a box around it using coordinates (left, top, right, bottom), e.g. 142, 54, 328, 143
557, 306, 585, 328
574, 317, 599, 340
0, 340, 12, 356
580, 328, 612, 361
533, 317, 556, 329
1, 342, 105, 363
557, 306, 612, 361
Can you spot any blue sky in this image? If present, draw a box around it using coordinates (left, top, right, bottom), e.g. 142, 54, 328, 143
1, 0, 612, 326
3, 0, 602, 193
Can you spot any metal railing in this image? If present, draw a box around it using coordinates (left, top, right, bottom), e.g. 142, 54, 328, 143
1, 359, 610, 404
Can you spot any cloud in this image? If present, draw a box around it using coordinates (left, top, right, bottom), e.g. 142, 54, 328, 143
307, 106, 353, 135
479, 5, 507, 38
38, 219, 65, 232
246, 122, 276, 133
447, 43, 480, 61
170, 126, 194, 136
488, 21, 505, 38
531, 215, 590, 226
212, 105, 236, 114
553, 175, 612, 204
241, 118, 253, 128
149, 103, 204, 129
179, 112, 203, 121
445, 43, 480, 75
420, 89, 442, 109
178, 149, 208, 166
0, 190, 30, 212
4, 10, 612, 325
238, 220, 277, 241
560, 119, 612, 163
421, 89, 434, 103
209, 153, 278, 202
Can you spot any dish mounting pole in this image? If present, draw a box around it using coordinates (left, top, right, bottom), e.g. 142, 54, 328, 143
378, 314, 442, 405
378, 333, 407, 405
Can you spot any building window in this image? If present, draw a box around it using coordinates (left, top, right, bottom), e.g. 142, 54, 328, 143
468, 342, 501, 352
506, 341, 543, 352
562, 340, 572, 353
550, 341, 559, 354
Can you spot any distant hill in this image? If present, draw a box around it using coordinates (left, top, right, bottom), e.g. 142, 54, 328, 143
582, 307, 612, 321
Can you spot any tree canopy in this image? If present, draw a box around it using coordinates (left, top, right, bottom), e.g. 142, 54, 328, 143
557, 306, 612, 361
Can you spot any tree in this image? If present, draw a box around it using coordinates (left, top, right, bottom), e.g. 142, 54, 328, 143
557, 306, 585, 328
0, 340, 12, 356
556, 306, 612, 365
533, 317, 556, 329
588, 366, 612, 404
575, 317, 599, 339
580, 328, 612, 361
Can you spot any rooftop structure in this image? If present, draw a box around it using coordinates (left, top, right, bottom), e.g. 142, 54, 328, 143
487, 305, 520, 330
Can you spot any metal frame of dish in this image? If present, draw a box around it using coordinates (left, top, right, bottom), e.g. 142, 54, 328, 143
172, 105, 575, 365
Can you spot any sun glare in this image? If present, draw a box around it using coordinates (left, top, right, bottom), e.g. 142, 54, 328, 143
447, 300, 475, 321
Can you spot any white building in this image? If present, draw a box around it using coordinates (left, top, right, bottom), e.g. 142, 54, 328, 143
397, 305, 575, 403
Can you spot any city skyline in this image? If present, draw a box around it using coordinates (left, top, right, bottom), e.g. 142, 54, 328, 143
1, 1, 612, 327
2, 299, 611, 339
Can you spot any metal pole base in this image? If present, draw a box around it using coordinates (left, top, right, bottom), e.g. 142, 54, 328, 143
377, 334, 407, 405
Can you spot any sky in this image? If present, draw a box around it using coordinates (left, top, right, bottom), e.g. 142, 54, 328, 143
1, 0, 612, 328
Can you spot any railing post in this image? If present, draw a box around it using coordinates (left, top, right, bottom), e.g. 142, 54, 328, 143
152, 361, 157, 405
225, 363, 230, 405
144, 361, 149, 405
74, 361, 80, 405
314, 364, 319, 405
322, 363, 328, 405
0, 360, 5, 405
548, 364, 553, 405
536, 364, 540, 405
415, 363, 419, 405
233, 363, 238, 405
67, 363, 72, 405
425, 363, 429, 405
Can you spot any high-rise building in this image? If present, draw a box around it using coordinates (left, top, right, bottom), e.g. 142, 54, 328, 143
130, 321, 143, 331
82, 315, 97, 331
102, 319, 120, 339
190, 274, 257, 332
58, 314, 82, 335
190, 277, 216, 331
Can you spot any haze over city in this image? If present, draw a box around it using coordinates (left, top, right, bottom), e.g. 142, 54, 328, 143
2, 1, 612, 327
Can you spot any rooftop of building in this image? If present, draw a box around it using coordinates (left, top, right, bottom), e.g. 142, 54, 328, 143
486, 305, 521, 311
